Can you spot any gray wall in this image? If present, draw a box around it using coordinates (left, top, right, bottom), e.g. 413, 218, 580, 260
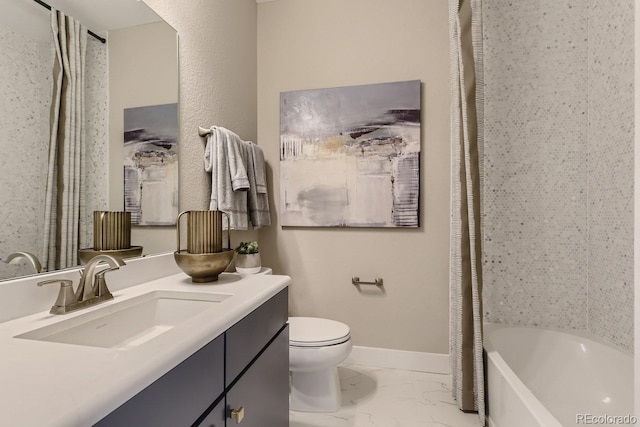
483, 0, 633, 353
257, 0, 451, 354
108, 21, 178, 254
144, 0, 260, 252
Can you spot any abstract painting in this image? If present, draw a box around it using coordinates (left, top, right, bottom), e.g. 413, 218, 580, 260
280, 80, 421, 227
124, 103, 178, 226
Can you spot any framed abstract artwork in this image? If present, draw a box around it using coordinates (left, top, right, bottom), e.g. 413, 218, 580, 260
280, 80, 421, 227
123, 103, 179, 226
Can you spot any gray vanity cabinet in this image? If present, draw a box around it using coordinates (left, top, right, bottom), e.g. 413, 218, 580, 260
196, 399, 226, 427
198, 327, 289, 427
225, 327, 289, 426
225, 287, 288, 386
94, 335, 225, 427
208, 287, 289, 427
94, 288, 289, 427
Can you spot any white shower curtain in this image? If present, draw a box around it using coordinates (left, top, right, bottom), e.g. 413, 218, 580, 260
43, 10, 88, 270
449, 0, 485, 424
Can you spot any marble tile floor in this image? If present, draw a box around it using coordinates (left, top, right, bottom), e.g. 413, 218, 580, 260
289, 364, 484, 427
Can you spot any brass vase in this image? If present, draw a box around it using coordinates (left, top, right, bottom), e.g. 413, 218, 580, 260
78, 211, 142, 264
174, 210, 233, 282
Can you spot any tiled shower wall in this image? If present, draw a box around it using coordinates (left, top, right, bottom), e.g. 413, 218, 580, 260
0, 26, 51, 279
82, 39, 110, 251
483, 0, 633, 353
0, 25, 108, 280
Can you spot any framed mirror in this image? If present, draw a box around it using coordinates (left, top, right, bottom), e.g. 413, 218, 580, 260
0, 0, 178, 281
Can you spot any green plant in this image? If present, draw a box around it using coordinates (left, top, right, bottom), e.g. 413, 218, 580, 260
235, 241, 259, 254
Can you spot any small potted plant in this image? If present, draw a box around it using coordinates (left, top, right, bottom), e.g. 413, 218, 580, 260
234, 241, 261, 274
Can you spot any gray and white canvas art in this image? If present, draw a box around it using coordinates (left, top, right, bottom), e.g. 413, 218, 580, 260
124, 103, 178, 226
280, 80, 421, 227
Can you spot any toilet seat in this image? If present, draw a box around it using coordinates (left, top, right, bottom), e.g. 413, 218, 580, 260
289, 317, 351, 347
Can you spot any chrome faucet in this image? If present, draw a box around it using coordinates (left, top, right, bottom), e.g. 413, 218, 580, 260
2, 252, 42, 274
38, 255, 126, 315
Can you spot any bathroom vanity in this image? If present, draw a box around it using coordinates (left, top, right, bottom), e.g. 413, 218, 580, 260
0, 254, 290, 427
96, 289, 289, 427
95, 288, 289, 426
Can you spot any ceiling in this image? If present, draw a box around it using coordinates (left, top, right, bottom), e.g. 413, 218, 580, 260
1, 0, 161, 42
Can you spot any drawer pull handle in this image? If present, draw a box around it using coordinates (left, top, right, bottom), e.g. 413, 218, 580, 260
230, 406, 245, 423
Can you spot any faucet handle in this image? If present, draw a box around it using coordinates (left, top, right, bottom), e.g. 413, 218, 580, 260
38, 280, 77, 314
92, 268, 118, 298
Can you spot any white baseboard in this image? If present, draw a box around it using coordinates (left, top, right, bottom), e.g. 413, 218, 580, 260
344, 345, 450, 374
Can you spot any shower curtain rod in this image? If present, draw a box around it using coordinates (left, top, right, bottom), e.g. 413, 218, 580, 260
32, 0, 107, 44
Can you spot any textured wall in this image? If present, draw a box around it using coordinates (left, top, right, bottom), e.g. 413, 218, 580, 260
257, 0, 451, 354
483, 0, 633, 352
0, 24, 108, 280
141, 0, 259, 251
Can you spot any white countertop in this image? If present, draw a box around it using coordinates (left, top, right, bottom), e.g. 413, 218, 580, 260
0, 271, 290, 427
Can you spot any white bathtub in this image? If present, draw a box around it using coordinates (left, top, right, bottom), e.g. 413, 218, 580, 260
484, 323, 634, 427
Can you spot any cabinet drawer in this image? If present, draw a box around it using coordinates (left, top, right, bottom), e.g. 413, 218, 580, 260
226, 326, 289, 426
225, 288, 288, 386
95, 335, 224, 427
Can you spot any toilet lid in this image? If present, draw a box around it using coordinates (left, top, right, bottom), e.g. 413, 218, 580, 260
289, 317, 351, 347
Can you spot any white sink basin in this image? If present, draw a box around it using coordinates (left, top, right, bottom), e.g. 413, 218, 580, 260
15, 290, 232, 350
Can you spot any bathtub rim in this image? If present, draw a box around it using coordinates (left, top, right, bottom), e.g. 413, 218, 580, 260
484, 322, 633, 355
484, 323, 564, 427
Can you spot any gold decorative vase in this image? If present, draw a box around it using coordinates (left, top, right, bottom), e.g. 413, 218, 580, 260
93, 211, 131, 250
173, 210, 232, 282
79, 211, 142, 264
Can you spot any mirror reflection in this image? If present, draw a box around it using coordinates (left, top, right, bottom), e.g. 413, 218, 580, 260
0, 0, 178, 281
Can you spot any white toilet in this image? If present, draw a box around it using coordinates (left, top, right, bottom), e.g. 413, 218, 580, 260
288, 316, 352, 412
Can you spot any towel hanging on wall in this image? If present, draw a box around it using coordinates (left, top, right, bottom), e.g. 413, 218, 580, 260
202, 126, 271, 229
204, 126, 249, 230
245, 141, 271, 228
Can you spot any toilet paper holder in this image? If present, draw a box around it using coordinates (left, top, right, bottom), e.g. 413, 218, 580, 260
351, 277, 383, 286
